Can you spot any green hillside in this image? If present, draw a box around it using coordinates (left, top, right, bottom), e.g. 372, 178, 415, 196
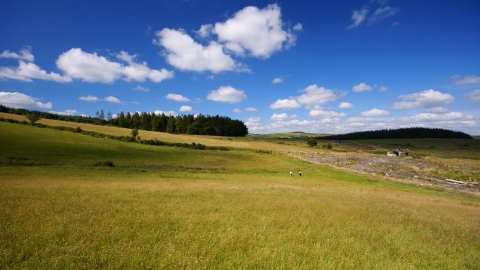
1, 121, 479, 269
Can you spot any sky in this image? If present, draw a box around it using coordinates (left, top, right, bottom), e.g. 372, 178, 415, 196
1, 0, 479, 135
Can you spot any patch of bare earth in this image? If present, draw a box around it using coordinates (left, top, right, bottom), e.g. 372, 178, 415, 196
283, 150, 480, 194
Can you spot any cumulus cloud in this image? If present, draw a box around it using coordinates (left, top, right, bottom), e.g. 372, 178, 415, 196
429, 107, 450, 114
368, 6, 399, 24
233, 108, 242, 113
347, 8, 369, 29
269, 99, 301, 110
0, 60, 72, 83
213, 4, 296, 58
451, 75, 480, 85
196, 24, 213, 38
270, 113, 297, 121
245, 107, 258, 112
272, 77, 283, 84
309, 110, 346, 119
133, 85, 149, 92
293, 23, 303, 31
296, 84, 345, 109
361, 108, 390, 117
0, 48, 34, 62
154, 28, 241, 73
409, 112, 465, 122
339, 102, 354, 109
352, 82, 373, 92
0, 91, 52, 109
245, 116, 261, 128
392, 89, 455, 110
379, 86, 388, 91
79, 95, 99, 102
104, 96, 122, 103
49, 109, 79, 115
206, 86, 246, 103
56, 48, 174, 83
166, 93, 191, 102
179, 105, 192, 112
154, 110, 177, 116
464, 89, 480, 104
79, 95, 122, 103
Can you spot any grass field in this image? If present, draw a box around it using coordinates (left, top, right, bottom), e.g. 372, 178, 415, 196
1, 119, 480, 269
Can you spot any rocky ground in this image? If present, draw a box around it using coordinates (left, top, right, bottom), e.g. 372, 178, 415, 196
284, 150, 480, 193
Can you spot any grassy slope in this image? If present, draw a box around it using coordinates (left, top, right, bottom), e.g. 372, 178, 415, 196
1, 121, 480, 269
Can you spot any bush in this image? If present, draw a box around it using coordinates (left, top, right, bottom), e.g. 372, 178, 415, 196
95, 161, 114, 167
307, 138, 317, 147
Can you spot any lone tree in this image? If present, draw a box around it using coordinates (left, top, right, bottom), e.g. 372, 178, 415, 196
307, 137, 317, 147
131, 128, 138, 138
26, 113, 41, 125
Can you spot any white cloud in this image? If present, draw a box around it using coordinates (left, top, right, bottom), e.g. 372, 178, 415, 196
197, 24, 213, 38
245, 107, 258, 112
379, 86, 388, 91
0, 60, 72, 83
104, 96, 122, 104
154, 28, 242, 73
429, 107, 450, 114
361, 108, 390, 117
213, 4, 296, 58
270, 113, 297, 121
368, 6, 399, 24
269, 99, 301, 110
451, 75, 480, 85
233, 108, 242, 113
245, 116, 261, 127
293, 23, 303, 31
346, 117, 373, 123
410, 112, 465, 122
352, 82, 373, 92
0, 91, 52, 109
49, 110, 78, 115
56, 48, 174, 83
179, 105, 192, 112
339, 102, 354, 109
133, 85, 149, 92
347, 8, 369, 29
296, 84, 344, 108
272, 77, 283, 84
206, 85, 246, 103
79, 95, 122, 103
166, 93, 191, 102
0, 48, 34, 62
392, 89, 455, 110
309, 110, 346, 119
79, 95, 99, 102
154, 110, 177, 116
464, 89, 480, 104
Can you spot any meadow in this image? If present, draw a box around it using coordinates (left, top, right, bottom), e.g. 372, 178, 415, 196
1, 117, 480, 269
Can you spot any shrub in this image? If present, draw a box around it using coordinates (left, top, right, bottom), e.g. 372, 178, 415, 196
94, 161, 114, 167
307, 138, 317, 147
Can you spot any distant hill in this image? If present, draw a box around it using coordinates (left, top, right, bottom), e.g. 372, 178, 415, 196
317, 127, 473, 140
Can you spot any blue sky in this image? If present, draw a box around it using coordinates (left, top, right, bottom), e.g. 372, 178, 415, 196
1, 0, 479, 134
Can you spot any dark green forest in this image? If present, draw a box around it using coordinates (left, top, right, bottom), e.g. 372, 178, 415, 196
318, 127, 472, 140
0, 105, 248, 137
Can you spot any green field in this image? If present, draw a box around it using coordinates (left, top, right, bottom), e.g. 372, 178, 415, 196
1, 120, 480, 269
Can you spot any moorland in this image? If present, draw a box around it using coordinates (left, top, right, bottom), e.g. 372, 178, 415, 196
1, 113, 479, 269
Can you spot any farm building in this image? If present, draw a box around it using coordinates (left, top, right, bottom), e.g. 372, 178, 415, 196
387, 148, 412, 156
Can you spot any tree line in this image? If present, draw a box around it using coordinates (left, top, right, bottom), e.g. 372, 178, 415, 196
0, 105, 248, 137
317, 127, 472, 140
109, 111, 248, 136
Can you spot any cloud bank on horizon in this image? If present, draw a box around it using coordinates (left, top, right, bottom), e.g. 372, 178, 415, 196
0, 1, 479, 135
